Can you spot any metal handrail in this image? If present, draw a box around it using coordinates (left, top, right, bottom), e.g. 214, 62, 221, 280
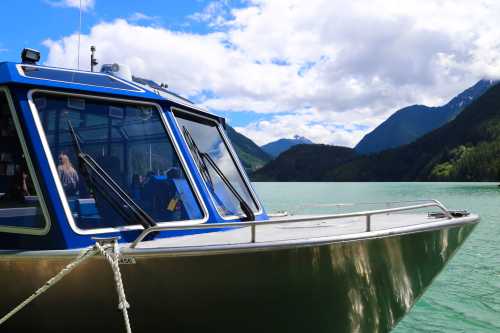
130, 200, 452, 248
293, 198, 443, 209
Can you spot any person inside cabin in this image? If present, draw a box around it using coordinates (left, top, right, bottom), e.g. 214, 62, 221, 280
131, 174, 144, 201
57, 153, 79, 197
0, 164, 30, 205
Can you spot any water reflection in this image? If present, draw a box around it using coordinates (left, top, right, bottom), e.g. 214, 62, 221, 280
312, 222, 475, 332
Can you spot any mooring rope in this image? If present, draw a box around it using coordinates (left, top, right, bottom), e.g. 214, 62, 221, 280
95, 241, 132, 333
0, 240, 132, 332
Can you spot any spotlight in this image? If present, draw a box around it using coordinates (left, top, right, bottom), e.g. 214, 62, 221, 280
21, 48, 41, 64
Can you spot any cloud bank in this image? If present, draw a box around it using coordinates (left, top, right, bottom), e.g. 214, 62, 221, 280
43, 0, 500, 146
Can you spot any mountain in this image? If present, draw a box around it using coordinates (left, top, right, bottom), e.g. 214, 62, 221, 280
253, 81, 500, 182
329, 82, 500, 181
355, 80, 497, 155
261, 135, 314, 158
225, 126, 272, 173
252, 144, 356, 181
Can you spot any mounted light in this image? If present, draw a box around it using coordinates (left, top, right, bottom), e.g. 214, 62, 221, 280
101, 63, 133, 81
21, 48, 41, 64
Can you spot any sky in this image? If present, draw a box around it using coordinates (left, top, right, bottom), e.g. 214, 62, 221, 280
1, 0, 500, 147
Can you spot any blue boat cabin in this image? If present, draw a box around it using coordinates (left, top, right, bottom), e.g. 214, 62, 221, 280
0, 51, 267, 250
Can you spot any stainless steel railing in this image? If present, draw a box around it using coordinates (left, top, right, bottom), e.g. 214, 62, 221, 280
288, 198, 447, 212
130, 199, 452, 248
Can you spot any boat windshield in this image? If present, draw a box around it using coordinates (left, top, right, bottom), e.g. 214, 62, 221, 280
33, 93, 204, 230
175, 113, 259, 217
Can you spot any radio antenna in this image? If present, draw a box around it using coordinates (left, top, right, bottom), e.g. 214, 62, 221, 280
77, 0, 82, 69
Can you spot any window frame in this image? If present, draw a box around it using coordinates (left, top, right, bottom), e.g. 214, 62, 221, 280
0, 86, 52, 235
172, 107, 263, 220
27, 89, 209, 235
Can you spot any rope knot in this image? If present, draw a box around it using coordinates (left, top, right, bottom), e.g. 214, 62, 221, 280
118, 300, 131, 310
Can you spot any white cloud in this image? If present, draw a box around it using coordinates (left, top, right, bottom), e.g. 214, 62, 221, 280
42, 0, 500, 147
46, 0, 95, 11
128, 12, 159, 23
235, 108, 374, 147
188, 0, 231, 27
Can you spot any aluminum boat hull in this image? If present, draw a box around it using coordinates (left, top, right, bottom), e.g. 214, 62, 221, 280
0, 221, 477, 333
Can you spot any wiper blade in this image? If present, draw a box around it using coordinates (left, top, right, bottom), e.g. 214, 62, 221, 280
182, 126, 255, 221
182, 126, 214, 190
67, 121, 156, 229
200, 152, 255, 221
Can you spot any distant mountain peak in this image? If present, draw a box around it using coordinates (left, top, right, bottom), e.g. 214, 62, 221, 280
292, 134, 312, 142
261, 135, 314, 158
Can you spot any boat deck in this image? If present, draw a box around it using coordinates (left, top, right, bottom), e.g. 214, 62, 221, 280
135, 212, 454, 249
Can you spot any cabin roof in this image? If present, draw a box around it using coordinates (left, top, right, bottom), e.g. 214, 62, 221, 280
0, 61, 225, 124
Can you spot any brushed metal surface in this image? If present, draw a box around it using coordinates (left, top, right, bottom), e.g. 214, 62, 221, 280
0, 223, 476, 333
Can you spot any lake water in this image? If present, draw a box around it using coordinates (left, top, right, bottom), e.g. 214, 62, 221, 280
253, 182, 500, 332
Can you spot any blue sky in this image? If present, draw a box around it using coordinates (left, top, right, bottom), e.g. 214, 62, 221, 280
1, 0, 498, 146
0, 1, 219, 61
0, 0, 256, 128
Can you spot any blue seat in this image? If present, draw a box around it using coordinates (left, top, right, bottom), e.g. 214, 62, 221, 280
75, 198, 101, 229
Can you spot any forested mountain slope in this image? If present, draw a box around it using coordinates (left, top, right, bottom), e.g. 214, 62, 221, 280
355, 80, 496, 154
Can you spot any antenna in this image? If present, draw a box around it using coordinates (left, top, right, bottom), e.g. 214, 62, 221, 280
77, 0, 82, 69
90, 46, 98, 72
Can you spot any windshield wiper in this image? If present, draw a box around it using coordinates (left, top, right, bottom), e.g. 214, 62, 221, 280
182, 126, 214, 190
67, 121, 156, 229
182, 126, 255, 221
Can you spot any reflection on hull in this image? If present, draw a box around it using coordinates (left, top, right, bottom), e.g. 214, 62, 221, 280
0, 223, 476, 333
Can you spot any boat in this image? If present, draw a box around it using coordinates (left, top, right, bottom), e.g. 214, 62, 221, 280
0, 48, 479, 333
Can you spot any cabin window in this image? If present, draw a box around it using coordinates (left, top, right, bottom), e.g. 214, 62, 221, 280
175, 112, 259, 217
0, 90, 47, 233
34, 93, 204, 231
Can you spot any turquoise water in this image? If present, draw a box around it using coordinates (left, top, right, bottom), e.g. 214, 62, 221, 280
253, 182, 500, 332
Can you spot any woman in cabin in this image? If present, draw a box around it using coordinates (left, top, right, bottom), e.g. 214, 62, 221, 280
57, 153, 79, 197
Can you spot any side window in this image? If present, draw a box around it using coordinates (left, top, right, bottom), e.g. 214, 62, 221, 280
175, 112, 259, 217
0, 90, 47, 233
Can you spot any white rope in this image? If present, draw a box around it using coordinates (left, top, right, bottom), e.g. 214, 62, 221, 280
0, 240, 133, 333
95, 241, 132, 333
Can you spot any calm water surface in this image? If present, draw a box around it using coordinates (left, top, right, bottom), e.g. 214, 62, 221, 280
253, 182, 500, 332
